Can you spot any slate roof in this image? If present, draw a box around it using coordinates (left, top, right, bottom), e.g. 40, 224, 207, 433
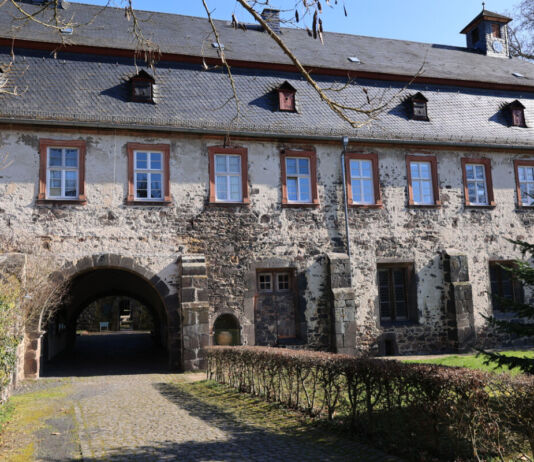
1, 1, 534, 88
2, 47, 534, 146
1, 2, 534, 145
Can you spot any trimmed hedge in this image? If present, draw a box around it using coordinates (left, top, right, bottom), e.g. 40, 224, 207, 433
206, 346, 534, 461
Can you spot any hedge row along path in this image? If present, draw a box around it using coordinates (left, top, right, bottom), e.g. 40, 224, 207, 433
3, 372, 401, 461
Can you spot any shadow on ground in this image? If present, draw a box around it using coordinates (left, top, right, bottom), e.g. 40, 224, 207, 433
36, 381, 397, 462
41, 332, 169, 377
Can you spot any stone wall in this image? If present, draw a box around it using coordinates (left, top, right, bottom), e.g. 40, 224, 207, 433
0, 128, 533, 366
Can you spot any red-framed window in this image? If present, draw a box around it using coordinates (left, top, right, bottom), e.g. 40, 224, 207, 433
514, 159, 534, 207
461, 157, 495, 207
208, 146, 249, 205
344, 153, 382, 207
280, 150, 319, 207
38, 139, 86, 204
406, 155, 440, 207
126, 143, 171, 205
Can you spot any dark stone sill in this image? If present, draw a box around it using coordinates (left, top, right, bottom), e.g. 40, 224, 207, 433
207, 201, 250, 208
349, 203, 383, 209
464, 204, 497, 209
407, 204, 441, 209
380, 320, 420, 328
36, 199, 87, 206
281, 202, 320, 208
124, 200, 172, 207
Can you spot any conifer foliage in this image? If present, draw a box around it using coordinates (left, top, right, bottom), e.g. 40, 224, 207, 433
481, 239, 534, 374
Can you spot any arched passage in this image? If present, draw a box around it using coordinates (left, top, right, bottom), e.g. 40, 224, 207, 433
38, 255, 181, 376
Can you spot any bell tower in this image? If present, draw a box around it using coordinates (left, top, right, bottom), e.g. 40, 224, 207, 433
461, 5, 512, 58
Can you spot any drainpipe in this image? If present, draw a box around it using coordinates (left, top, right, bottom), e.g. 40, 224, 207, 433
341, 136, 351, 259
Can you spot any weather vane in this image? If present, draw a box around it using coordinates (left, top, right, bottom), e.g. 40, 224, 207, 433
482, 2, 485, 10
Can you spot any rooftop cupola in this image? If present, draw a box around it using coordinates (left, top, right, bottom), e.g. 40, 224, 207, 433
461, 6, 512, 58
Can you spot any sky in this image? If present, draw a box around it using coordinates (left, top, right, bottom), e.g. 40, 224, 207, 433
76, 0, 519, 47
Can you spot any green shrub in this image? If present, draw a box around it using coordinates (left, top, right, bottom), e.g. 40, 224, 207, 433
206, 346, 534, 461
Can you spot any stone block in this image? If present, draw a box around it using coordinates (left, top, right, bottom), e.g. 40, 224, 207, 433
182, 264, 207, 276
197, 289, 209, 302
75, 256, 94, 273
181, 287, 197, 303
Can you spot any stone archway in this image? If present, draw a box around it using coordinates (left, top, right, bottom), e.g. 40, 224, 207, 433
25, 254, 181, 378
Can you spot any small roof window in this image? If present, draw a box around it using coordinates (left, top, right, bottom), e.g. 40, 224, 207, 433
348, 56, 361, 63
506, 100, 527, 128
129, 70, 155, 103
277, 81, 296, 112
408, 92, 429, 121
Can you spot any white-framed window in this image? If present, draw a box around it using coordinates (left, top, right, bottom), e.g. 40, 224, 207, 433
465, 163, 488, 205
286, 157, 311, 203
134, 150, 163, 200
350, 159, 374, 204
409, 161, 434, 205
46, 147, 79, 199
258, 273, 272, 292
277, 273, 290, 291
215, 154, 242, 202
518, 165, 534, 206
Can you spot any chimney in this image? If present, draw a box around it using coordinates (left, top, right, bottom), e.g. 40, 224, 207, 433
261, 8, 280, 34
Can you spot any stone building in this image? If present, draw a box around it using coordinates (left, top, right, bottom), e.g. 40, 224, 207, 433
0, 2, 533, 375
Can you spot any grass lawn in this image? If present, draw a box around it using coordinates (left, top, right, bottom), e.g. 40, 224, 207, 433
405, 350, 534, 375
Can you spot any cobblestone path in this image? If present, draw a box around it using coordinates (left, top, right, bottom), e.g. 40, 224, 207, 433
72, 373, 400, 462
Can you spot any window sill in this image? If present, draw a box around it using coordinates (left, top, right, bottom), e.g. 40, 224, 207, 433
407, 203, 441, 209
125, 200, 172, 206
349, 203, 383, 209
208, 200, 250, 207
380, 320, 419, 328
464, 204, 496, 209
282, 202, 320, 208
515, 205, 534, 211
36, 199, 87, 206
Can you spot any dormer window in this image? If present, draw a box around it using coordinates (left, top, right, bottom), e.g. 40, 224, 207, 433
408, 93, 429, 121
130, 70, 155, 103
507, 100, 527, 127
277, 81, 296, 112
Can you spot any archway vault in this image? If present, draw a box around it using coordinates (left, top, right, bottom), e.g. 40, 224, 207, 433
35, 253, 182, 376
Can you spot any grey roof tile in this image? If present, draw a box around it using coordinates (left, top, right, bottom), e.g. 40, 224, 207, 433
1, 48, 534, 146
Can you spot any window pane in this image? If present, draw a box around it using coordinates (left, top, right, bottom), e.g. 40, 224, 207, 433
287, 178, 298, 201
298, 158, 310, 174
421, 180, 433, 204
50, 170, 61, 180
519, 167, 526, 182
65, 170, 77, 196
521, 184, 529, 203
475, 165, 485, 180
286, 158, 297, 175
527, 167, 534, 181
136, 173, 148, 198
378, 270, 391, 319
477, 182, 487, 204
229, 176, 241, 201
528, 184, 534, 205
362, 179, 373, 203
410, 162, 419, 178
413, 181, 421, 203
299, 177, 311, 202
136, 152, 148, 169
215, 155, 227, 173
150, 153, 162, 170
151, 173, 162, 198
350, 160, 361, 177
352, 179, 362, 203
49, 187, 61, 197
419, 162, 431, 179
361, 160, 372, 178
49, 149, 62, 167
466, 165, 475, 180
65, 149, 78, 167
467, 182, 477, 203
216, 175, 228, 200
228, 155, 241, 173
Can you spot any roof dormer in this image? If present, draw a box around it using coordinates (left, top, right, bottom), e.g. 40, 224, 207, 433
277, 81, 296, 112
461, 8, 512, 58
505, 100, 527, 127
129, 70, 155, 103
